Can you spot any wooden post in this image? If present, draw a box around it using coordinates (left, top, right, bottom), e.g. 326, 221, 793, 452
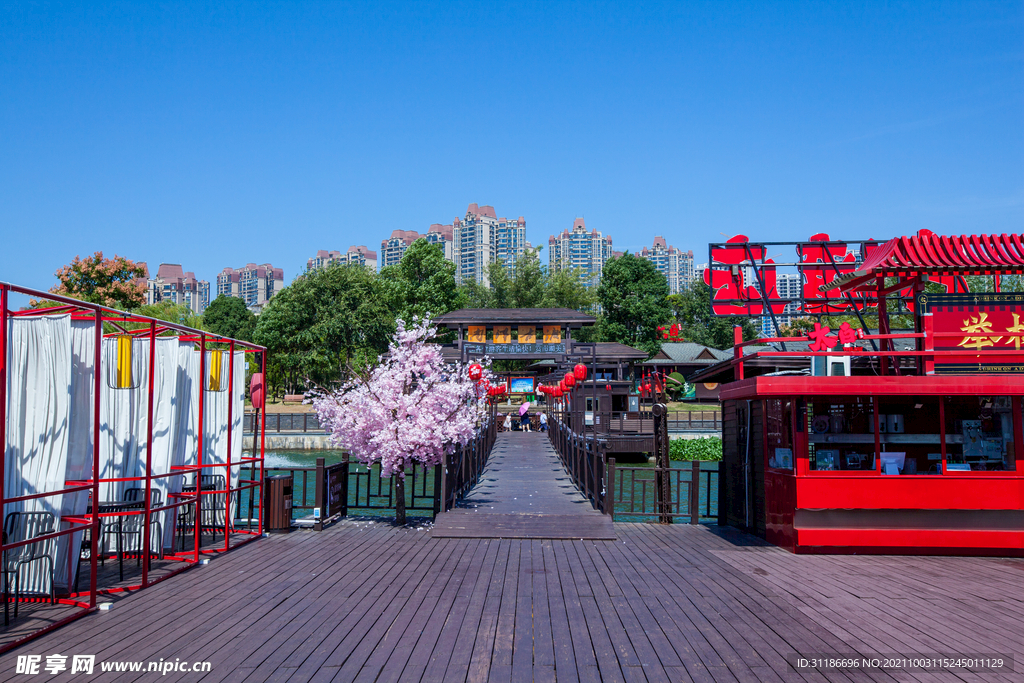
717, 460, 726, 526
690, 461, 700, 525
653, 403, 671, 524
606, 457, 616, 517
341, 451, 349, 518
433, 463, 442, 516
314, 457, 325, 531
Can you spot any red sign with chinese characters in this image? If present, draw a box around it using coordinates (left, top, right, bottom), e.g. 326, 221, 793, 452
917, 292, 1024, 373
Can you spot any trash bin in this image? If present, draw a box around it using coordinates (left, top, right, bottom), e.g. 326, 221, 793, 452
265, 474, 293, 533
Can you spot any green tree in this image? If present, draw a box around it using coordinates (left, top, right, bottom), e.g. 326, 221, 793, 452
203, 295, 257, 342
457, 280, 492, 308
379, 239, 463, 321
510, 248, 546, 308
50, 251, 146, 309
487, 260, 513, 309
543, 266, 597, 312
597, 254, 672, 354
668, 282, 758, 348
253, 264, 391, 394
136, 300, 201, 328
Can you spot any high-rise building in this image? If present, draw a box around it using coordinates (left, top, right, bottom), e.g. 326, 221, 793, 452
138, 263, 210, 314
452, 204, 526, 286
217, 263, 284, 311
548, 218, 613, 287
307, 246, 378, 272
380, 230, 421, 269
380, 224, 453, 269
424, 224, 454, 262
637, 238, 693, 294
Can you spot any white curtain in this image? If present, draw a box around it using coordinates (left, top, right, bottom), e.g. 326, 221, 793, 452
99, 336, 205, 553
201, 351, 244, 488
185, 350, 244, 525
4, 314, 72, 595
54, 320, 95, 592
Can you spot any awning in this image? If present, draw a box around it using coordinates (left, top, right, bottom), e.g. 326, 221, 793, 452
824, 231, 1024, 293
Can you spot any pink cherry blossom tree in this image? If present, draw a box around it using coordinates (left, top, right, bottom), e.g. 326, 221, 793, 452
311, 317, 490, 523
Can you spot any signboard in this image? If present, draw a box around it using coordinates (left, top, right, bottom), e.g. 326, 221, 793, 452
493, 325, 511, 344
467, 326, 487, 343
517, 326, 536, 343
325, 463, 346, 518
464, 342, 565, 356
917, 292, 1024, 374
509, 377, 535, 393
543, 326, 561, 344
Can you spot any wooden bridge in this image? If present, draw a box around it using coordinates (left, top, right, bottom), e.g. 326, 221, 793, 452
1, 431, 1023, 682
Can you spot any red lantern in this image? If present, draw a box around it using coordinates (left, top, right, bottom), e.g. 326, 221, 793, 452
468, 363, 483, 381
559, 379, 567, 392
573, 363, 587, 381
552, 387, 563, 398
564, 371, 575, 388
249, 373, 265, 410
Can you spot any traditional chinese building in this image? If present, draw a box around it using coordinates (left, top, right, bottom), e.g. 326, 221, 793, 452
434, 308, 656, 454
696, 230, 1024, 555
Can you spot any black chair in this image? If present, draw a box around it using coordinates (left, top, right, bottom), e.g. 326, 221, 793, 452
120, 489, 164, 563
178, 475, 231, 550
3, 511, 57, 623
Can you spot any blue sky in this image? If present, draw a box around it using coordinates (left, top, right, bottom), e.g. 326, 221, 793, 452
2, 1, 1021, 293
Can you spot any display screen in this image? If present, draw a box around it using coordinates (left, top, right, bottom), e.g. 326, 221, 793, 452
509, 377, 534, 394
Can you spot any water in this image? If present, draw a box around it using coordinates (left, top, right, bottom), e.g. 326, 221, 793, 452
263, 449, 347, 469
249, 450, 718, 523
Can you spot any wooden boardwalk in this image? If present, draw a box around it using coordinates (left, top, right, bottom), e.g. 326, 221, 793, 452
433, 432, 615, 540
1, 519, 1022, 682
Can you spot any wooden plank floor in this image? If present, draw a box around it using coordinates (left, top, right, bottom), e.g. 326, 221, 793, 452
1, 520, 1022, 682
433, 433, 615, 540
0, 530, 257, 653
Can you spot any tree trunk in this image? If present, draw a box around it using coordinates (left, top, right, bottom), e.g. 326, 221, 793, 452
395, 463, 407, 525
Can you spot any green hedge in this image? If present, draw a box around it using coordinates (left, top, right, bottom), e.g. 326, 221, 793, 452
669, 436, 722, 461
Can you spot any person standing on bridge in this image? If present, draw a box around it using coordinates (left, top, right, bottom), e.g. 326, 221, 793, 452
539, 411, 548, 432
503, 413, 513, 431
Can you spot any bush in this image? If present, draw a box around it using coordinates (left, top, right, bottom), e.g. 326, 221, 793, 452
669, 437, 722, 461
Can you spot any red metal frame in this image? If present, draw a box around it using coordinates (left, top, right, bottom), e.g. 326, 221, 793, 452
0, 281, 267, 654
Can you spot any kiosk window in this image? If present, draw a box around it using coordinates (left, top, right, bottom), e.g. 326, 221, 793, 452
875, 397, 942, 474
765, 398, 794, 470
944, 396, 1016, 472
806, 397, 875, 471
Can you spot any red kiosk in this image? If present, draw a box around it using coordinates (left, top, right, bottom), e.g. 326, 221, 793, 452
699, 231, 1024, 555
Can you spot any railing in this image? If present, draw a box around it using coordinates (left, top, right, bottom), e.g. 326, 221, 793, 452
609, 462, 719, 523
249, 415, 496, 525
548, 419, 608, 512
439, 415, 497, 513
667, 412, 720, 431
547, 402, 720, 523
244, 412, 323, 433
